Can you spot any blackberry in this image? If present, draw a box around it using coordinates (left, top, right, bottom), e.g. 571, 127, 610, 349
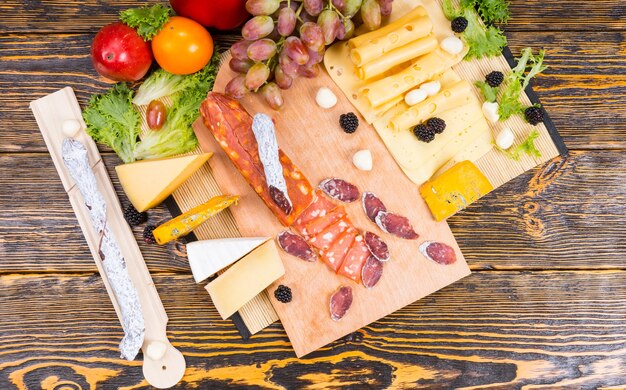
274, 285, 292, 303
413, 123, 435, 143
339, 112, 359, 133
426, 117, 446, 134
524, 106, 544, 125
451, 17, 468, 33
143, 225, 157, 244
123, 204, 147, 227
485, 71, 504, 87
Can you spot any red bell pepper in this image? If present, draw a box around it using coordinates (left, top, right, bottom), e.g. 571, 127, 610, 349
169, 0, 250, 31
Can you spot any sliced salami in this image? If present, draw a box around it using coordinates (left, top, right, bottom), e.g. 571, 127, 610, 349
364, 231, 390, 262
320, 228, 357, 271
362, 191, 387, 223
291, 190, 337, 234
419, 241, 457, 265
338, 235, 370, 283
310, 218, 350, 252
375, 211, 419, 240
302, 206, 346, 238
329, 285, 353, 321
276, 231, 317, 262
319, 178, 360, 203
361, 256, 383, 288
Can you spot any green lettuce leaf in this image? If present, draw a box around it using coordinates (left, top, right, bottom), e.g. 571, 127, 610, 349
497, 129, 542, 160
120, 4, 172, 41
498, 48, 548, 120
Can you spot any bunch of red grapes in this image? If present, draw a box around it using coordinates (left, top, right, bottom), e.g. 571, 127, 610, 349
226, 0, 394, 109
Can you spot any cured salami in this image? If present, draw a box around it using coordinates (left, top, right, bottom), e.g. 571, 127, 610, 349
200, 93, 313, 226
320, 228, 357, 271
310, 218, 350, 252
375, 211, 419, 240
319, 178, 360, 203
301, 206, 346, 238
329, 285, 353, 321
277, 231, 317, 262
362, 191, 387, 223
291, 190, 336, 234
361, 256, 383, 288
338, 235, 370, 283
364, 231, 390, 262
419, 241, 457, 265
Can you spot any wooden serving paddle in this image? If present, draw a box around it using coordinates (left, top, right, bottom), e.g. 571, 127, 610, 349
30, 87, 185, 388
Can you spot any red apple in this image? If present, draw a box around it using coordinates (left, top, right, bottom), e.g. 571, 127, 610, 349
91, 22, 153, 82
169, 0, 249, 31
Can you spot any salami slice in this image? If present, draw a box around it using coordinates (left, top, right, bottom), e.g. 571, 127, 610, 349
364, 231, 390, 262
329, 285, 353, 321
375, 211, 419, 240
291, 190, 336, 234
302, 206, 346, 238
310, 218, 350, 252
362, 192, 387, 223
320, 228, 357, 271
276, 231, 317, 262
338, 235, 370, 283
361, 255, 383, 288
319, 178, 360, 203
419, 241, 457, 265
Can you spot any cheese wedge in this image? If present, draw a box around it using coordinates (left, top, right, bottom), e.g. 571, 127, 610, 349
206, 240, 285, 320
187, 237, 269, 283
115, 153, 212, 212
420, 161, 493, 221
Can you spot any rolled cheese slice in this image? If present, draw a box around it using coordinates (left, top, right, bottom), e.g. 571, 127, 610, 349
357, 35, 438, 80
359, 48, 466, 108
350, 15, 433, 67
349, 6, 428, 49
389, 80, 474, 131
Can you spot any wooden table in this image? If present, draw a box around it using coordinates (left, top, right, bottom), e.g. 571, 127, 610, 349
1, 1, 625, 388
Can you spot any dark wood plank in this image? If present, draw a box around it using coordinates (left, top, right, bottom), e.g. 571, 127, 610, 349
2, 1, 624, 33
1, 32, 625, 153
1, 150, 625, 272
1, 271, 625, 388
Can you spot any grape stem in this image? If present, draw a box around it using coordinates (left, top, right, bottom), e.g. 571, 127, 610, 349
327, 0, 347, 20
294, 1, 305, 23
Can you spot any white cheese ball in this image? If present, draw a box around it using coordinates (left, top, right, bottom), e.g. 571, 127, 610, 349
315, 87, 337, 109
61, 119, 81, 137
496, 128, 515, 150
441, 36, 464, 55
404, 89, 428, 106
146, 341, 167, 360
482, 101, 500, 123
419, 80, 441, 97
352, 149, 373, 171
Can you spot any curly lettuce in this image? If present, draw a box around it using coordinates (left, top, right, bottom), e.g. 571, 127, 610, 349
499, 48, 548, 120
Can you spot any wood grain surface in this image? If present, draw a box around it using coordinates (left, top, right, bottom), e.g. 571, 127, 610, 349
1, 0, 626, 387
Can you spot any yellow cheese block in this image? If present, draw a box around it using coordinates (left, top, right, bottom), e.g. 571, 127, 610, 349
419, 161, 494, 221
116, 153, 212, 212
206, 240, 285, 320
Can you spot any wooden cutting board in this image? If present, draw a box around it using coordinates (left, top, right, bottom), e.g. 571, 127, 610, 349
193, 56, 471, 357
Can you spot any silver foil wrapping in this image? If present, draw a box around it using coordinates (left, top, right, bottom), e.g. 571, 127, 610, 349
62, 138, 145, 360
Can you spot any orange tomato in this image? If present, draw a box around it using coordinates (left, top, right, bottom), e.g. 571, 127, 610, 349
152, 16, 214, 75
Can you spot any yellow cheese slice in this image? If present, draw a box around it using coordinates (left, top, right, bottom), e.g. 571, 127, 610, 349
420, 161, 494, 221
349, 6, 428, 49
115, 153, 212, 212
434, 127, 495, 178
206, 240, 285, 320
350, 15, 433, 67
389, 80, 473, 131
357, 34, 438, 80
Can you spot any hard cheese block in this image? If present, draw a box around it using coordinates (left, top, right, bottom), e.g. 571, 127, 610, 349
206, 239, 285, 320
420, 160, 494, 221
116, 153, 212, 212
187, 237, 269, 283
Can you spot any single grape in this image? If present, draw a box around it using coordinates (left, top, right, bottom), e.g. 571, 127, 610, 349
318, 9, 341, 45
277, 7, 297, 36
299, 9, 317, 24
299, 63, 320, 78
260, 82, 283, 110
279, 50, 300, 78
225, 75, 248, 99
336, 19, 347, 40
231, 40, 253, 61
246, 0, 281, 16
245, 62, 271, 91
274, 66, 293, 90
242, 16, 275, 40
247, 38, 277, 61
284, 36, 309, 65
341, 18, 355, 40
305, 47, 325, 66
300, 22, 324, 51
303, 0, 324, 16
332, 0, 346, 11
343, 0, 363, 18
361, 0, 382, 31
229, 58, 254, 73
378, 0, 393, 16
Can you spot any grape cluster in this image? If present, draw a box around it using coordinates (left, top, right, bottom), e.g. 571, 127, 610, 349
226, 0, 394, 109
